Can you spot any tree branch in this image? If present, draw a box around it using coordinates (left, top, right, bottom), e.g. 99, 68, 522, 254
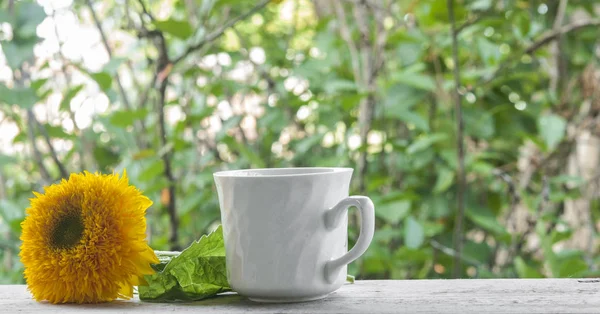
131, 1, 178, 248
51, 10, 86, 171
136, 0, 156, 21
525, 18, 597, 55
481, 18, 600, 88
448, 0, 466, 279
333, 1, 362, 85
158, 75, 179, 251
172, 0, 271, 65
152, 28, 180, 250
26, 110, 51, 182
34, 119, 68, 178
88, 0, 152, 150
550, 0, 569, 105
353, 0, 376, 194
85, 0, 133, 111
455, 6, 496, 34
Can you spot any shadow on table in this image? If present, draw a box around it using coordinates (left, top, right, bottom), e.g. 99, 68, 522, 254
51, 292, 330, 310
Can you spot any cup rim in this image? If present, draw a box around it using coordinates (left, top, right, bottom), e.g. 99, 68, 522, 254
213, 167, 353, 178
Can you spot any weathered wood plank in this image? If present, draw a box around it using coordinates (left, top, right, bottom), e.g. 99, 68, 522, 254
2, 279, 600, 313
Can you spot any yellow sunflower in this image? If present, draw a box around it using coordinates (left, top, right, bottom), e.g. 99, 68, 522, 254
19, 171, 159, 304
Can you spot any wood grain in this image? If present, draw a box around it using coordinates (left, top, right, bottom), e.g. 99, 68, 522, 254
2, 279, 600, 313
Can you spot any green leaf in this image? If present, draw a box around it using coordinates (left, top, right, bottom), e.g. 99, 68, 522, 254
103, 57, 126, 75
221, 136, 265, 168
0, 199, 25, 234
14, 1, 46, 38
0, 154, 17, 166
558, 258, 588, 278
140, 225, 230, 301
393, 110, 429, 131
477, 38, 500, 66
179, 192, 204, 216
464, 107, 495, 139
139, 159, 165, 182
0, 84, 38, 109
216, 116, 242, 141
346, 275, 355, 283
294, 134, 324, 156
90, 72, 113, 91
60, 85, 85, 111
538, 221, 560, 276
384, 85, 426, 111
324, 79, 357, 94
392, 72, 436, 91
109, 109, 149, 128
93, 145, 120, 171
30, 78, 48, 92
466, 207, 510, 241
469, 0, 492, 10
0, 40, 37, 69
376, 200, 411, 225
433, 167, 454, 193
404, 216, 424, 249
406, 133, 447, 154
45, 125, 73, 139
551, 229, 573, 244
538, 114, 566, 151
514, 256, 544, 278
154, 19, 194, 40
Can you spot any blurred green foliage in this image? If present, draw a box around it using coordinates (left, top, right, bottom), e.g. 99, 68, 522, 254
1, 0, 600, 284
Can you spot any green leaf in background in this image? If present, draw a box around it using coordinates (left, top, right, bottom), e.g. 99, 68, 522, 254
551, 229, 573, 244
469, 0, 492, 10
0, 1, 44, 69
466, 207, 510, 241
404, 216, 424, 249
154, 19, 194, 40
392, 72, 436, 91
294, 134, 324, 156
0, 154, 16, 166
433, 167, 454, 193
13, 1, 46, 38
103, 57, 126, 75
109, 109, 149, 128
139, 225, 230, 301
222, 135, 266, 168
139, 159, 165, 182
216, 116, 242, 141
179, 192, 204, 216
385, 85, 426, 111
0, 199, 25, 234
514, 256, 544, 278
93, 144, 120, 171
0, 84, 38, 109
477, 38, 500, 66
59, 85, 85, 111
90, 72, 113, 91
30, 78, 48, 92
393, 110, 430, 132
406, 134, 447, 154
558, 258, 588, 278
464, 107, 495, 139
538, 114, 566, 151
45, 124, 74, 139
376, 200, 411, 225
323, 79, 357, 94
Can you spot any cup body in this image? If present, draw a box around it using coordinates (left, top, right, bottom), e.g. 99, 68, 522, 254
214, 167, 353, 302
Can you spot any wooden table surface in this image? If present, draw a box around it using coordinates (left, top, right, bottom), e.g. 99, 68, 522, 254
2, 279, 600, 313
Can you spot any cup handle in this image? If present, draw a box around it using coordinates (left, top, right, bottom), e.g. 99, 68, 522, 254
323, 196, 375, 283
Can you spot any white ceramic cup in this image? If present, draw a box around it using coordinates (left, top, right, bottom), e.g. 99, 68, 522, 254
213, 167, 375, 303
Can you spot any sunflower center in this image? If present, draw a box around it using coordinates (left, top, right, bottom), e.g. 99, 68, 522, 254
50, 214, 84, 249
